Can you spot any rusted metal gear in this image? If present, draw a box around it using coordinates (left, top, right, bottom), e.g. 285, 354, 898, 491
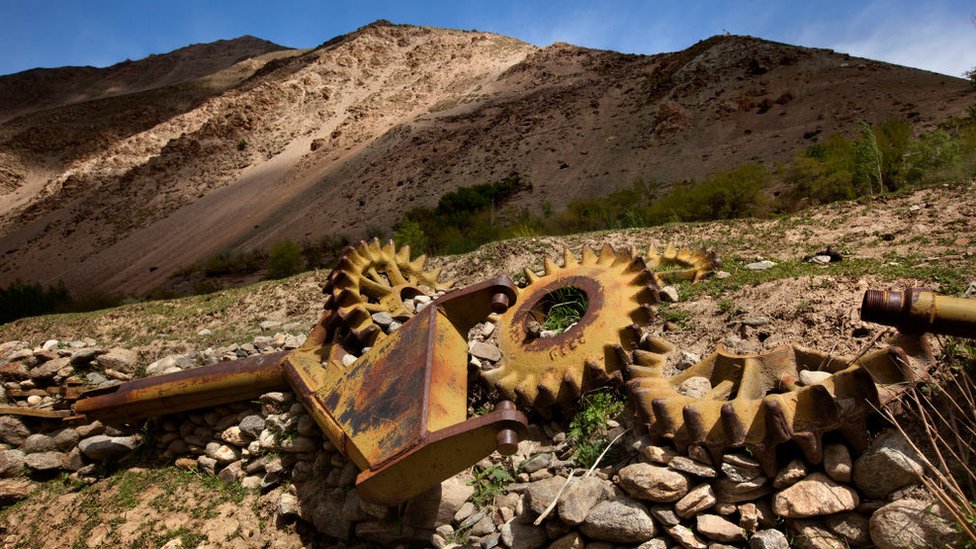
485, 244, 660, 410
646, 244, 720, 285
625, 334, 934, 475
322, 238, 454, 349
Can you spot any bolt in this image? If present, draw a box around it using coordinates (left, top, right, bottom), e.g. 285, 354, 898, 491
491, 292, 511, 313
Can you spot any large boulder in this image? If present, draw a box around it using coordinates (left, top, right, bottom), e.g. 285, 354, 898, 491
869, 499, 963, 549
773, 473, 859, 518
618, 463, 690, 502
78, 435, 140, 461
580, 496, 657, 543
852, 430, 923, 498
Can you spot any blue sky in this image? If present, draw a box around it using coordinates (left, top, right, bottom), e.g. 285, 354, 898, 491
2, 0, 974, 78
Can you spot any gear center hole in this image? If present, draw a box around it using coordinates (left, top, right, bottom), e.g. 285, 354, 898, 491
535, 286, 589, 335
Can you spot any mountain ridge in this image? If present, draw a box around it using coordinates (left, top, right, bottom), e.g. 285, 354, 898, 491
0, 21, 971, 296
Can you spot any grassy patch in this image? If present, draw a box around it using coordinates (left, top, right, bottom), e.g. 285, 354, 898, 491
467, 465, 513, 510
569, 390, 626, 469
540, 286, 589, 333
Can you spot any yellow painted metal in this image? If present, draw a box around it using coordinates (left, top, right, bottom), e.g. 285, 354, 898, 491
326, 239, 454, 348
862, 288, 976, 339
626, 334, 934, 474
487, 244, 658, 409
645, 244, 720, 284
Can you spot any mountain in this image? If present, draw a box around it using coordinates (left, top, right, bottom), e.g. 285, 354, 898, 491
0, 21, 971, 296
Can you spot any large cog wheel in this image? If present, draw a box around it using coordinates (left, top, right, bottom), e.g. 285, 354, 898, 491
485, 244, 660, 410
625, 334, 934, 475
322, 238, 454, 349
646, 244, 720, 285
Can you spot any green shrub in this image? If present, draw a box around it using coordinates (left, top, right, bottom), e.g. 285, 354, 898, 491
393, 219, 428, 256
0, 280, 72, 324
265, 239, 305, 279
202, 249, 263, 277
569, 391, 626, 468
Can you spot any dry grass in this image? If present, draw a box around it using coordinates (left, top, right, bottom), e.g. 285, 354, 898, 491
885, 338, 976, 545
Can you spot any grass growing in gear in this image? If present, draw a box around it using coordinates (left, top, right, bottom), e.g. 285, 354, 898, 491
541, 286, 588, 333
569, 390, 626, 468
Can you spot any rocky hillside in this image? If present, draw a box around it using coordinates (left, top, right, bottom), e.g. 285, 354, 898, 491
0, 21, 972, 297
0, 183, 972, 548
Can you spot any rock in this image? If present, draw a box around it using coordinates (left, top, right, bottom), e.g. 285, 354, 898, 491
810, 255, 832, 264
580, 497, 656, 543
75, 421, 104, 438
749, 529, 789, 549
772, 458, 807, 489
666, 524, 707, 549
404, 473, 475, 528
965, 281, 976, 298
675, 351, 701, 371
738, 502, 760, 533
660, 286, 680, 303
773, 473, 858, 518
78, 435, 139, 461
220, 426, 249, 447
238, 415, 266, 438
824, 512, 870, 547
259, 320, 281, 331
69, 348, 101, 364
0, 450, 25, 477
481, 532, 501, 549
677, 376, 712, 399
522, 452, 553, 474
696, 514, 746, 543
650, 504, 681, 526
869, 498, 962, 549
823, 443, 852, 483
52, 429, 80, 451
789, 518, 846, 549
853, 430, 923, 498
721, 461, 762, 483
548, 532, 583, 549
470, 514, 496, 536
558, 476, 611, 525
0, 478, 33, 505
278, 491, 299, 517
28, 357, 70, 380
217, 461, 244, 483
712, 476, 771, 504
745, 260, 776, 270
469, 341, 502, 362
798, 370, 832, 385
618, 463, 690, 502
525, 475, 566, 515
371, 312, 394, 327
454, 501, 477, 523
675, 483, 716, 518
641, 445, 676, 465
21, 434, 57, 454
500, 520, 548, 549
636, 539, 667, 549
279, 435, 316, 453
24, 451, 64, 471
669, 456, 717, 478
204, 442, 240, 465
741, 316, 770, 327
0, 362, 29, 380
26, 395, 42, 406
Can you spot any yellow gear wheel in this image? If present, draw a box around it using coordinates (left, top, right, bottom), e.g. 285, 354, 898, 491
485, 244, 660, 410
625, 334, 934, 475
646, 244, 720, 285
323, 238, 453, 349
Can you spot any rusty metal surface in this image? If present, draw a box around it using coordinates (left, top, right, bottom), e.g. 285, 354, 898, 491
862, 288, 976, 338
645, 244, 720, 284
0, 406, 72, 419
73, 351, 289, 424
488, 245, 659, 410
284, 273, 527, 503
323, 239, 454, 350
355, 401, 527, 505
626, 334, 933, 474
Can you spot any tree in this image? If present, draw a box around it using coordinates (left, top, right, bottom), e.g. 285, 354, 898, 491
394, 219, 428, 257
265, 238, 305, 279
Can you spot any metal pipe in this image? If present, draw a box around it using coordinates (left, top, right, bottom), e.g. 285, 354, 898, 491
861, 288, 976, 339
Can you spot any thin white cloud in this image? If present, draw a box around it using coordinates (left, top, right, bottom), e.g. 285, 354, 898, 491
796, 1, 976, 77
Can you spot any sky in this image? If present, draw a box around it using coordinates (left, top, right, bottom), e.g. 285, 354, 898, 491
1, 0, 974, 78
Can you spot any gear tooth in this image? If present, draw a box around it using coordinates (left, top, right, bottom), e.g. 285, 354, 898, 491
514, 385, 537, 408
793, 431, 824, 464
598, 243, 616, 264
663, 243, 678, 259
633, 349, 667, 373
720, 403, 747, 446
562, 248, 578, 267
585, 358, 610, 384
523, 267, 540, 284
651, 398, 682, 437
581, 246, 598, 265
645, 245, 661, 267
751, 444, 779, 477
396, 244, 411, 262
535, 383, 558, 408
761, 397, 792, 445
626, 255, 649, 274
611, 343, 632, 370
543, 257, 558, 276
638, 285, 661, 305
412, 254, 427, 270
682, 405, 708, 444
562, 369, 583, 399
836, 413, 870, 453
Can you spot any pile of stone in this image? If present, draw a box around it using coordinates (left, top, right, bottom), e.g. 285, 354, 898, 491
0, 330, 966, 549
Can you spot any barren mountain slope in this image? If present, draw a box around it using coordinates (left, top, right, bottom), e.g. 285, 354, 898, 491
0, 22, 971, 297
0, 35, 288, 123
